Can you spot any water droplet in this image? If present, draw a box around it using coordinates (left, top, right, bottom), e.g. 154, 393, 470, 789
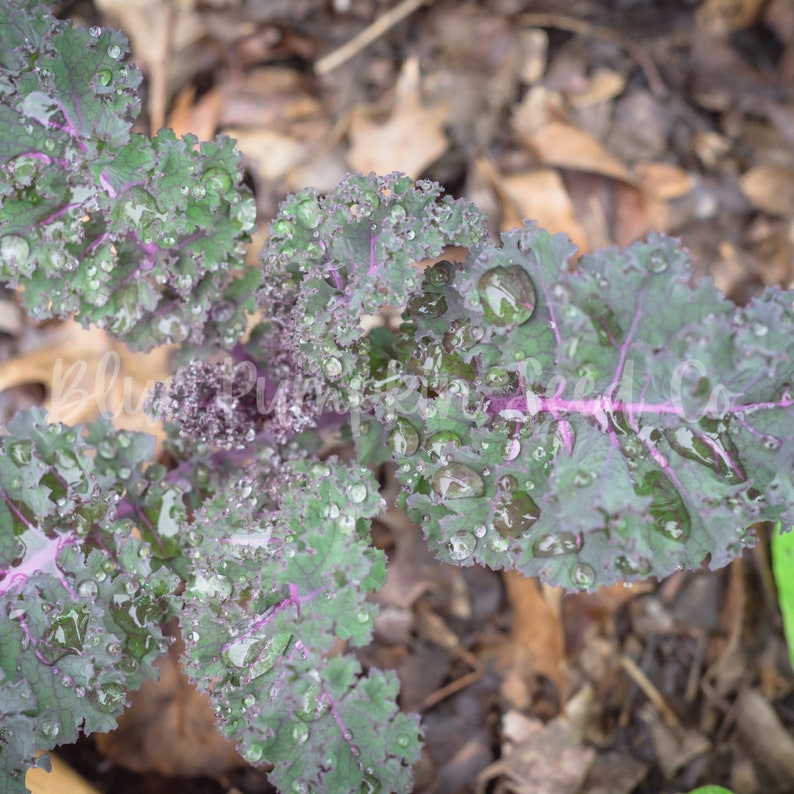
572, 470, 593, 487
443, 319, 484, 353
750, 322, 768, 337
426, 431, 461, 462
356, 609, 369, 623
296, 198, 322, 229
407, 291, 448, 318
292, 723, 309, 744
201, 167, 232, 192
89, 25, 101, 37
188, 630, 200, 642
634, 471, 691, 544
646, 253, 668, 274
426, 260, 452, 286
95, 69, 112, 86
664, 423, 744, 484
271, 218, 294, 237
448, 530, 476, 561
488, 534, 509, 552
348, 483, 367, 504
431, 463, 485, 499
761, 434, 781, 452
387, 418, 420, 457
322, 357, 343, 378
106, 43, 122, 59
295, 676, 329, 722
533, 531, 582, 557
0, 235, 30, 268
616, 555, 651, 576
503, 438, 521, 460
40, 721, 59, 740
106, 640, 122, 655
223, 632, 292, 679
484, 366, 511, 388
477, 265, 536, 326
659, 520, 686, 541
192, 183, 206, 200
88, 682, 125, 713
8, 439, 33, 464
493, 491, 541, 537
242, 693, 256, 708
45, 605, 89, 657
243, 744, 263, 764
572, 563, 595, 589
77, 580, 98, 599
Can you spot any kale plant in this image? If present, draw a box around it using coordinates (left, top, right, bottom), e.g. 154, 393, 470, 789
1, 3, 793, 792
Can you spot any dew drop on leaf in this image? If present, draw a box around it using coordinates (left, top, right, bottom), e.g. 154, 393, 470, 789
572, 470, 593, 487
572, 562, 595, 589
488, 534, 509, 552
95, 69, 112, 86
347, 483, 368, 504
431, 463, 485, 499
750, 322, 768, 337
533, 531, 582, 557
291, 723, 309, 744
321, 357, 343, 378
296, 198, 323, 229
762, 435, 781, 452
476, 265, 536, 326
106, 43, 122, 59
77, 580, 98, 599
46, 605, 89, 656
426, 260, 452, 286
386, 418, 420, 456
243, 744, 263, 764
616, 554, 651, 576
492, 491, 541, 537
201, 167, 232, 192
0, 234, 30, 267
40, 721, 59, 740
658, 519, 687, 542
88, 682, 125, 713
396, 733, 411, 748
448, 530, 476, 561
425, 431, 461, 462
89, 25, 101, 36
271, 219, 294, 237
646, 253, 668, 274
8, 439, 32, 464
406, 291, 447, 318
242, 693, 256, 708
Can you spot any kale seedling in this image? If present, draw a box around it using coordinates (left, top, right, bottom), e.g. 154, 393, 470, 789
1, 3, 793, 793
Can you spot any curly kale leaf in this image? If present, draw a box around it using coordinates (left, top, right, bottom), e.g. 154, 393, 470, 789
180, 459, 421, 794
377, 225, 794, 590
258, 172, 488, 403
0, 409, 180, 789
0, 1, 257, 351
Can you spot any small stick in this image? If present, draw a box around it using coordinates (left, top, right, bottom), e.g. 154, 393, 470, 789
315, 0, 429, 76
619, 655, 680, 728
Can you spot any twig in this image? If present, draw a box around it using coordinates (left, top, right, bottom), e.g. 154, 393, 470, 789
315, 0, 430, 76
619, 655, 680, 728
518, 11, 667, 98
419, 668, 483, 711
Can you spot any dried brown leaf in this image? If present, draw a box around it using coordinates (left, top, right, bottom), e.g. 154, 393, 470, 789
525, 121, 635, 184
347, 57, 449, 178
